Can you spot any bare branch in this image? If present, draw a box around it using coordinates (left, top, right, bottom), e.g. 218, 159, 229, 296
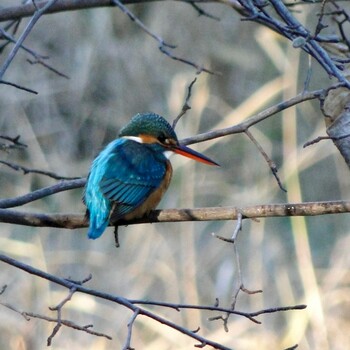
0, 0, 114, 22
0, 178, 85, 209
26, 58, 70, 79
303, 133, 350, 148
111, 0, 216, 74
0, 254, 233, 350
47, 285, 78, 345
0, 160, 81, 180
172, 76, 198, 129
1, 200, 350, 229
189, 2, 220, 20
111, 0, 175, 49
0, 26, 49, 59
0, 79, 38, 94
158, 45, 217, 75
0, 1, 221, 22
0, 0, 59, 80
0, 301, 112, 341
182, 88, 327, 146
123, 310, 139, 350
211, 215, 262, 331
0, 253, 306, 349
0, 134, 27, 151
245, 130, 287, 192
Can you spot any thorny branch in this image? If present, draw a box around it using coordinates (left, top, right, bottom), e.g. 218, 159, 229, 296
0, 254, 306, 349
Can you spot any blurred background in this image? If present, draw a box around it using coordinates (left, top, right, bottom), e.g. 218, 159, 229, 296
0, 1, 349, 349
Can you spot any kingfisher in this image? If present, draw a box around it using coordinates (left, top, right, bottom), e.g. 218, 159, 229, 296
84, 112, 219, 239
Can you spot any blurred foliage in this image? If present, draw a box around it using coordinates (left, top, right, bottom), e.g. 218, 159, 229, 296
0, 1, 350, 350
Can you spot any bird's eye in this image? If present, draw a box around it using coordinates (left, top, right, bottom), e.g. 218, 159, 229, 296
158, 134, 168, 144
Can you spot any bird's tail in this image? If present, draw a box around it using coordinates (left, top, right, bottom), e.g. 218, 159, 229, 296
87, 206, 109, 239
87, 217, 109, 239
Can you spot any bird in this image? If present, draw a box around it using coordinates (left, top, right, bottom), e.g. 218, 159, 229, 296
84, 112, 219, 239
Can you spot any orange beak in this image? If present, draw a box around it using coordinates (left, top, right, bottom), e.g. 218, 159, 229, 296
172, 144, 219, 166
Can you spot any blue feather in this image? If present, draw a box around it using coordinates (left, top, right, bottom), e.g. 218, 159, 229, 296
84, 138, 167, 239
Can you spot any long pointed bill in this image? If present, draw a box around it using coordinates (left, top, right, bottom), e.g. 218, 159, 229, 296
172, 144, 219, 166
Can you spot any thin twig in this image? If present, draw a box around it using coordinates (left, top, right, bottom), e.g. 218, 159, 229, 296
159, 45, 217, 74
26, 58, 70, 79
245, 129, 287, 192
0, 253, 306, 344
303, 133, 350, 147
0, 160, 81, 180
0, 79, 38, 94
212, 214, 262, 331
0, 285, 7, 295
172, 76, 198, 129
111, 0, 175, 48
111, 0, 216, 74
123, 310, 140, 350
284, 344, 299, 350
0, 26, 49, 59
182, 88, 328, 146
0, 134, 27, 148
189, 2, 221, 20
0, 301, 112, 340
0, 0, 59, 80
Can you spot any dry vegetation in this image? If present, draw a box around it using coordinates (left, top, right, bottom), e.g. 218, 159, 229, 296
0, 1, 350, 349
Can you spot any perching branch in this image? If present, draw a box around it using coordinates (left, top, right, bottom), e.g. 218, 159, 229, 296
0, 200, 350, 229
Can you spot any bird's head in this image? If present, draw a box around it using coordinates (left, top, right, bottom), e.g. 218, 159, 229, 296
119, 113, 219, 166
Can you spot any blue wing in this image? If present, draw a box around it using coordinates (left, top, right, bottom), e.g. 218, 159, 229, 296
84, 138, 167, 239
100, 139, 167, 217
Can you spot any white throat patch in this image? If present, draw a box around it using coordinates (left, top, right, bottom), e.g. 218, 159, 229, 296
163, 150, 174, 159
